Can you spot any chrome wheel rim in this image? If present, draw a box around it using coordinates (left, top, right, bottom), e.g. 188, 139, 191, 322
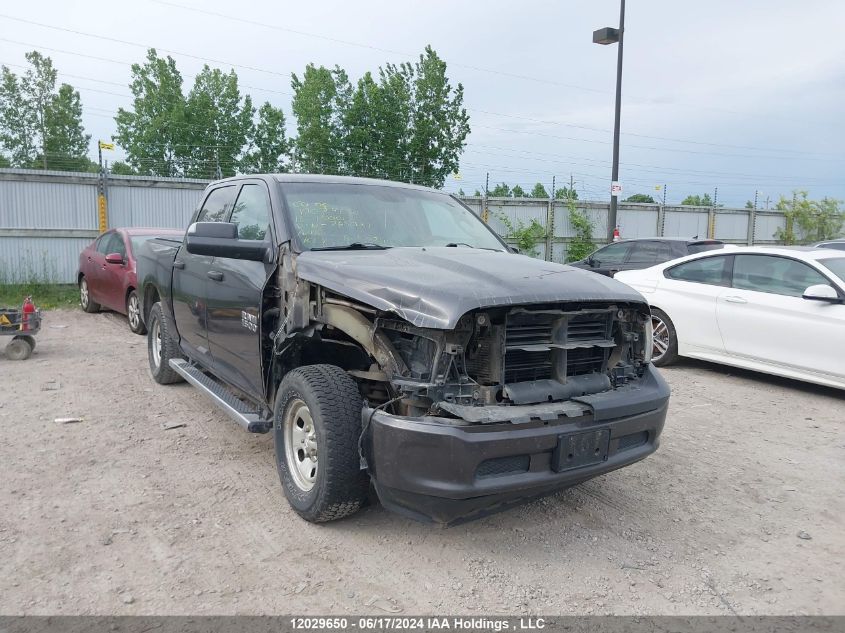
80, 279, 89, 308
128, 294, 141, 329
651, 315, 670, 362
150, 316, 162, 369
283, 398, 318, 492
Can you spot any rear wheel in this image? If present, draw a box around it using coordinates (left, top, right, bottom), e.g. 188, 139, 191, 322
650, 308, 679, 367
5, 337, 33, 361
79, 276, 100, 313
127, 290, 146, 335
147, 302, 184, 384
273, 365, 369, 523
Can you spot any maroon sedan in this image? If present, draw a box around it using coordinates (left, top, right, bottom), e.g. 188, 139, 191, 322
78, 228, 184, 334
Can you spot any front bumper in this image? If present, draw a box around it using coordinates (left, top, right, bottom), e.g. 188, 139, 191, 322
365, 365, 670, 525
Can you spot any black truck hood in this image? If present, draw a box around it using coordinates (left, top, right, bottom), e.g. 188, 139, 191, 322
295, 247, 647, 329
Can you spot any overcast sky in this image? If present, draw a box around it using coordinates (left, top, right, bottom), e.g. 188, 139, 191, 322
1, 0, 843, 206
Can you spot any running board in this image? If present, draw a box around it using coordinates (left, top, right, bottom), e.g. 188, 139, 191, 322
168, 359, 272, 433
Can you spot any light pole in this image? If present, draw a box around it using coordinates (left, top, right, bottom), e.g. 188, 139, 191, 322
593, 0, 626, 242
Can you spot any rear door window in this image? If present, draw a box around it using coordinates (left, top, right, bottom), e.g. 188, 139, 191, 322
96, 232, 121, 255
732, 255, 829, 297
627, 241, 674, 264
197, 186, 236, 223
665, 255, 731, 286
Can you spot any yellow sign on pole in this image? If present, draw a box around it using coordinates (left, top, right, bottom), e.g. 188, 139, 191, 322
98, 194, 108, 233
98, 141, 114, 151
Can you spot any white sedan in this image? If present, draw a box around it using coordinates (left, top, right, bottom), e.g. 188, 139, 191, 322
614, 246, 845, 390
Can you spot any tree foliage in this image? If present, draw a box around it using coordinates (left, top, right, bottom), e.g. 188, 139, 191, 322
774, 191, 844, 244
496, 213, 546, 257
0, 51, 90, 170
565, 197, 595, 262
624, 193, 656, 203
680, 193, 713, 206
241, 102, 291, 174
530, 183, 549, 198
290, 46, 469, 187
114, 50, 188, 177
554, 186, 578, 201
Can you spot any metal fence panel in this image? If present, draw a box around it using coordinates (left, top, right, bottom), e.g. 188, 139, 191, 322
754, 212, 787, 242
0, 173, 97, 229
0, 235, 92, 283
617, 206, 659, 238
662, 207, 710, 239
714, 211, 751, 241
109, 185, 202, 228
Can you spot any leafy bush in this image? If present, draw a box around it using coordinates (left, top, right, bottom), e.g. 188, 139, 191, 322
496, 213, 547, 257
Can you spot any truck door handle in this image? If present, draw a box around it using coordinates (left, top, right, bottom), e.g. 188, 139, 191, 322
207, 271, 224, 281
173, 259, 185, 269
723, 295, 748, 304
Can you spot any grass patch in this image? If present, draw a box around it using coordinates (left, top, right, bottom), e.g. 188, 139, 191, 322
0, 283, 79, 310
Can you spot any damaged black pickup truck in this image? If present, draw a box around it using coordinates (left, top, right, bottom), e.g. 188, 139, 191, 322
137, 174, 669, 525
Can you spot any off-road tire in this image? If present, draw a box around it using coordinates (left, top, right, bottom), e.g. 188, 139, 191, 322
273, 365, 369, 523
79, 276, 100, 313
6, 337, 33, 361
651, 308, 679, 367
147, 302, 184, 384
127, 290, 146, 335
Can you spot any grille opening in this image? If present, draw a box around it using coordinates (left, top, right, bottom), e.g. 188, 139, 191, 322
502, 310, 611, 385
617, 431, 649, 451
476, 455, 531, 478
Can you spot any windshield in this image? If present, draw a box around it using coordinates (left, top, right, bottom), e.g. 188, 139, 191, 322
279, 183, 506, 251
818, 257, 845, 283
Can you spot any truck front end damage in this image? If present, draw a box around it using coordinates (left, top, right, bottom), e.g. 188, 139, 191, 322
307, 288, 669, 524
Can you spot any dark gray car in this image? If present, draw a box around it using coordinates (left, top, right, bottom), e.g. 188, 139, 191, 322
569, 237, 724, 277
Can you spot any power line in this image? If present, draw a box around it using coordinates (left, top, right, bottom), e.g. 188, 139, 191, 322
1, 18, 838, 161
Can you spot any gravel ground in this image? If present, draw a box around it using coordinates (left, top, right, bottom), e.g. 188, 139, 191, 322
0, 308, 843, 616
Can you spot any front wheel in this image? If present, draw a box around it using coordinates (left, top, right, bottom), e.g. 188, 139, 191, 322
79, 276, 100, 313
127, 290, 146, 335
147, 302, 184, 384
650, 308, 679, 367
273, 365, 369, 523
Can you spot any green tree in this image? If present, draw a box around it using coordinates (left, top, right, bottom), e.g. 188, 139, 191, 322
0, 51, 90, 170
291, 47, 468, 187
291, 64, 348, 174
680, 193, 713, 206
109, 160, 137, 175
42, 83, 90, 171
775, 191, 844, 244
554, 187, 578, 201
745, 200, 754, 209
241, 102, 291, 173
457, 188, 465, 196
511, 184, 526, 198
624, 193, 656, 203
182, 65, 254, 178
530, 183, 549, 198
490, 183, 511, 197
114, 49, 188, 177
473, 189, 482, 196
0, 65, 37, 166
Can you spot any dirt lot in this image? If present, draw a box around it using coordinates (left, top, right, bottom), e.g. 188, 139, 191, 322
0, 308, 843, 616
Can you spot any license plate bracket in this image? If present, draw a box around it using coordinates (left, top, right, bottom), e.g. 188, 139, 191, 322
552, 428, 610, 472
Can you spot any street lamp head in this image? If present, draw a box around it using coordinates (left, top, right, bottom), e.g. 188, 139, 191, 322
593, 27, 619, 45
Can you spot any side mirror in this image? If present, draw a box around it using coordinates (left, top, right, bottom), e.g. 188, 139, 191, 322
185, 222, 268, 262
105, 253, 125, 265
802, 284, 842, 303
509, 245, 521, 254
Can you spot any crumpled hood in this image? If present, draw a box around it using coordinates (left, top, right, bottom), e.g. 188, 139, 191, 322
296, 247, 647, 329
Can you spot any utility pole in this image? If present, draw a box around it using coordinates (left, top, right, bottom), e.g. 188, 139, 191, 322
754, 190, 759, 210
482, 172, 490, 223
